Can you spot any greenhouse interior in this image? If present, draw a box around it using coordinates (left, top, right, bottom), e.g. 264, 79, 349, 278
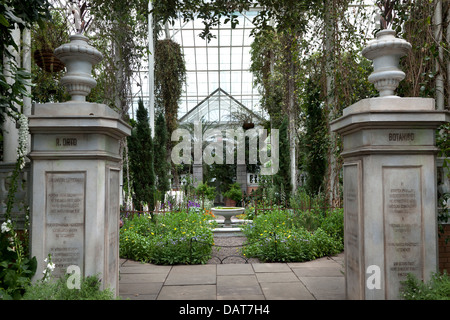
0, 0, 449, 302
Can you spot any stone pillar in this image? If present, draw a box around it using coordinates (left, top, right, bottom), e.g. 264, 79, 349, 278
332, 98, 449, 299
192, 163, 202, 188
29, 35, 131, 296
331, 29, 449, 300
236, 164, 247, 194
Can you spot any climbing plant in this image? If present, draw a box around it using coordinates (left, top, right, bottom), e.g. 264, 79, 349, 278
154, 38, 186, 144
1, 0, 51, 122
390, 0, 448, 106
88, 0, 148, 115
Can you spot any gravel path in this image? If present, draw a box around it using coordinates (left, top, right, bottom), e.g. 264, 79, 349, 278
207, 236, 261, 264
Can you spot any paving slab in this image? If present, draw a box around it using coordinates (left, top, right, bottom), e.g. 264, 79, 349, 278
291, 267, 344, 278
121, 294, 158, 300
165, 265, 216, 285
119, 272, 168, 283
119, 261, 172, 274
252, 263, 291, 273
287, 256, 342, 268
118, 252, 347, 300
217, 275, 263, 298
157, 285, 216, 300
260, 282, 315, 300
119, 282, 163, 296
217, 264, 254, 275
299, 276, 346, 300
255, 272, 300, 283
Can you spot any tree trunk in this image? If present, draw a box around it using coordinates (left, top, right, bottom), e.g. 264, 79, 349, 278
324, 1, 339, 206
434, 0, 444, 110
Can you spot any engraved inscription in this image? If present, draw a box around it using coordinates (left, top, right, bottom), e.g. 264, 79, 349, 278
383, 167, 422, 299
46, 172, 85, 278
388, 133, 414, 142
56, 138, 78, 147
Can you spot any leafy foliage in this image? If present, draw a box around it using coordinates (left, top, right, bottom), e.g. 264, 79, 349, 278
23, 274, 117, 300
154, 113, 170, 203
241, 208, 344, 262
0, 231, 37, 300
195, 182, 217, 202
154, 39, 186, 141
120, 210, 216, 265
223, 182, 242, 203
88, 0, 148, 114
400, 271, 450, 300
301, 78, 328, 195
0, 0, 51, 122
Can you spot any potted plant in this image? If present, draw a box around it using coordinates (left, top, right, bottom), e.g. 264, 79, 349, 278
33, 13, 68, 73
223, 182, 242, 207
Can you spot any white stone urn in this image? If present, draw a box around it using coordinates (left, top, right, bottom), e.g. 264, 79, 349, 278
54, 34, 103, 102
362, 29, 411, 97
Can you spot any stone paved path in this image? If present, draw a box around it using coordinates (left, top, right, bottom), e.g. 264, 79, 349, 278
119, 252, 345, 300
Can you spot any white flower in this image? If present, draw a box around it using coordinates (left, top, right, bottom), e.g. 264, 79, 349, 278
1, 220, 11, 233
47, 262, 55, 272
16, 113, 29, 170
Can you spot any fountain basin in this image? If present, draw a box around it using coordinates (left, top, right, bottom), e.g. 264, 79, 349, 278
211, 207, 245, 227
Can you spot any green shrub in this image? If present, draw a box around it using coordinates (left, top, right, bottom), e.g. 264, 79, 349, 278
400, 271, 450, 300
23, 274, 117, 300
120, 210, 216, 264
223, 183, 243, 203
241, 208, 343, 262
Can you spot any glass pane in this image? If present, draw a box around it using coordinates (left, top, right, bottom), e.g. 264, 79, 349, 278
207, 46, 218, 71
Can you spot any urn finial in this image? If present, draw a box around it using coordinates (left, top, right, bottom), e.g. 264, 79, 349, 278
54, 34, 103, 102
362, 29, 411, 97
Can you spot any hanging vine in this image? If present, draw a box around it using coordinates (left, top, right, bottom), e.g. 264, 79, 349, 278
154, 39, 187, 143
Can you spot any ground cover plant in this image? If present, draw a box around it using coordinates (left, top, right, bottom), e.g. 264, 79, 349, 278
120, 208, 216, 265
23, 274, 117, 300
241, 208, 344, 262
400, 271, 450, 300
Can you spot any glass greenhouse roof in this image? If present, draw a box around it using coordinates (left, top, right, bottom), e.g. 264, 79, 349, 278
129, 9, 264, 123
179, 87, 264, 124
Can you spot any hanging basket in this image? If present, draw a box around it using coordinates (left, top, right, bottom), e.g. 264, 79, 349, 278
33, 49, 65, 73
243, 122, 254, 130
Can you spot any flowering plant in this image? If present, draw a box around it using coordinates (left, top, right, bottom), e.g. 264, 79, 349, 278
120, 208, 216, 265
0, 112, 36, 299
42, 254, 55, 282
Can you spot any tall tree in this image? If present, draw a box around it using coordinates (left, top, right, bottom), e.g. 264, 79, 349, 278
272, 116, 290, 203
154, 112, 170, 203
303, 78, 327, 195
128, 99, 156, 214
250, 28, 302, 194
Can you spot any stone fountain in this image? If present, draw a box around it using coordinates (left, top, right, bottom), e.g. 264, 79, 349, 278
211, 207, 245, 227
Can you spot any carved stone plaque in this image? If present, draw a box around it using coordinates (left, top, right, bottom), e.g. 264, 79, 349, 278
45, 172, 86, 278
383, 166, 422, 299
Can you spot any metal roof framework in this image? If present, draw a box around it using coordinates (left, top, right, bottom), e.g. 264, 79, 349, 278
130, 9, 264, 124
